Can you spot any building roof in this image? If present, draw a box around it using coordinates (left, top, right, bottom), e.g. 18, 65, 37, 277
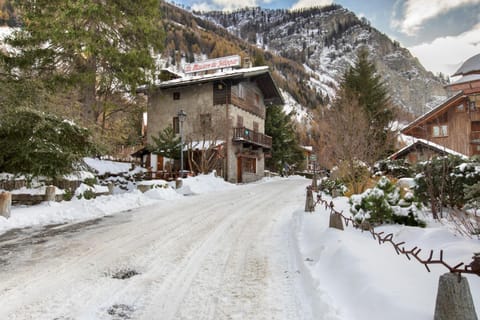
452, 53, 480, 76
389, 137, 468, 160
449, 74, 480, 86
140, 66, 284, 105
401, 91, 464, 135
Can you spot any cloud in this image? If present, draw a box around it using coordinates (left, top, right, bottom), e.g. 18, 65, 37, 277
393, 0, 480, 35
191, 2, 214, 12
291, 0, 333, 10
408, 22, 480, 76
191, 0, 258, 11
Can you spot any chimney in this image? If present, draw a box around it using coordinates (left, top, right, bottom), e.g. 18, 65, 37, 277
243, 56, 252, 68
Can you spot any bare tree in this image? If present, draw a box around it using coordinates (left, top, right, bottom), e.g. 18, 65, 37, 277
186, 112, 227, 175
327, 89, 395, 193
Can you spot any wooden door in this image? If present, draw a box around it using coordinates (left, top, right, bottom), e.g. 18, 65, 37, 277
237, 157, 242, 183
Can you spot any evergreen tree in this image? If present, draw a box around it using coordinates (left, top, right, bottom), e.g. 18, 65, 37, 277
149, 126, 181, 161
2, 0, 164, 126
341, 47, 395, 160
265, 104, 304, 173
0, 109, 95, 180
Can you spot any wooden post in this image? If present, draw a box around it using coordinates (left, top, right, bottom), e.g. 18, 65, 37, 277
45, 185, 56, 202
305, 186, 315, 212
329, 213, 344, 230
107, 182, 114, 195
434, 273, 477, 320
0, 191, 12, 218
175, 178, 183, 189
311, 172, 318, 192
137, 185, 151, 193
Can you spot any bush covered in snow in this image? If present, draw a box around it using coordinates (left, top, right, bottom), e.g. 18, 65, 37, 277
319, 177, 346, 197
350, 176, 425, 227
374, 159, 413, 178
414, 156, 480, 210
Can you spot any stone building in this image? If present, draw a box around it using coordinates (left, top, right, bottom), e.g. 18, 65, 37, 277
139, 57, 283, 183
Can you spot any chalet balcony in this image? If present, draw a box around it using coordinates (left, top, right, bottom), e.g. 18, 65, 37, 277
471, 131, 480, 144
232, 127, 272, 149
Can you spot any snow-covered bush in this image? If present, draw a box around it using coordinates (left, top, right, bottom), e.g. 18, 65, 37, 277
320, 178, 346, 197
374, 159, 413, 178
350, 176, 425, 227
414, 156, 480, 210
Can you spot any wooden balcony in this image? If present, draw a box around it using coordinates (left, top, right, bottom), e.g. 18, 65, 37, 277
471, 131, 480, 144
232, 127, 272, 149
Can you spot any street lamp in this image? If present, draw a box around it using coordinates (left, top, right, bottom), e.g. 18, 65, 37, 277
178, 109, 187, 178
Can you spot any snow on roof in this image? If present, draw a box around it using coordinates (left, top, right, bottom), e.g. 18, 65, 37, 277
389, 137, 468, 160
452, 53, 480, 76
156, 66, 270, 88
449, 74, 480, 86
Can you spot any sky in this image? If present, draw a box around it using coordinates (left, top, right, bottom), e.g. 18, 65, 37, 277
171, 0, 480, 77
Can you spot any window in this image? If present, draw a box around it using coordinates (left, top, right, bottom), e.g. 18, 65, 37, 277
474, 145, 480, 155
456, 104, 465, 112
173, 92, 180, 100
243, 158, 256, 173
469, 95, 480, 111
238, 83, 246, 100
200, 113, 212, 131
237, 115, 243, 127
472, 121, 480, 132
173, 116, 179, 134
254, 93, 260, 106
432, 124, 448, 137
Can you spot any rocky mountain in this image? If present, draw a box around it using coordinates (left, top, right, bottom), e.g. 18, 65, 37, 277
199, 6, 448, 116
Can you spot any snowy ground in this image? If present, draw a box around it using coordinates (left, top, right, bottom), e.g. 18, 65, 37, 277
0, 171, 479, 319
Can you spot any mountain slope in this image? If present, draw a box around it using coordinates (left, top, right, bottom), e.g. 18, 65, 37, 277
200, 6, 447, 115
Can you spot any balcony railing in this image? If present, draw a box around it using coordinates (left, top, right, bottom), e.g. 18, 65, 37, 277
232, 127, 272, 149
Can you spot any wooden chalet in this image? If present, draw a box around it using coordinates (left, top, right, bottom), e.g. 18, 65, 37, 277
400, 53, 480, 160
389, 138, 467, 163
137, 56, 283, 183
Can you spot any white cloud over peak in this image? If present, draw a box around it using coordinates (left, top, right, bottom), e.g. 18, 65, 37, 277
192, 0, 258, 12
408, 22, 480, 76
394, 0, 480, 35
291, 0, 332, 10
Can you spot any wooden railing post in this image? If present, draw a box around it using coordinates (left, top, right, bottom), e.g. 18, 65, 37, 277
0, 191, 12, 218
45, 185, 56, 202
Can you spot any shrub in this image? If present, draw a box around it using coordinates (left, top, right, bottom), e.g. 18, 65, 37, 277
350, 176, 425, 227
320, 178, 346, 196
375, 159, 413, 178
414, 156, 480, 210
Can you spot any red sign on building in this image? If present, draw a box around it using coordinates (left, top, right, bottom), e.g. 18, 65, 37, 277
184, 55, 241, 74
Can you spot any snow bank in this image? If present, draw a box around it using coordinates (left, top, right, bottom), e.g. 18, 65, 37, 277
292, 195, 480, 320
83, 157, 144, 175
176, 172, 235, 195
0, 172, 235, 235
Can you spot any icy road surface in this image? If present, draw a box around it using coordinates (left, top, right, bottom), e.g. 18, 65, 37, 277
0, 178, 315, 320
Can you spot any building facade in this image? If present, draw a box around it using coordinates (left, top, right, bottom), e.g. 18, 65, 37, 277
399, 53, 480, 160
142, 63, 283, 183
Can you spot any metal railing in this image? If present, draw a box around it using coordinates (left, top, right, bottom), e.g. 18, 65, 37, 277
314, 192, 480, 277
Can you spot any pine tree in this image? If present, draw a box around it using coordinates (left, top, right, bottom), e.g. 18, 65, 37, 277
149, 126, 181, 161
265, 104, 304, 173
341, 47, 395, 160
2, 0, 164, 125
0, 109, 94, 180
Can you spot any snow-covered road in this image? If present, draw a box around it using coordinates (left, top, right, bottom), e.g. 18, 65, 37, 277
0, 178, 314, 320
